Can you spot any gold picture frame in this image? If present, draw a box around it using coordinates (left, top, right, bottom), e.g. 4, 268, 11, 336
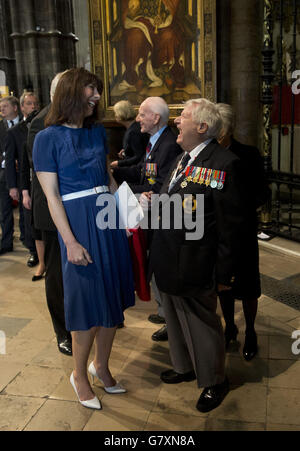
88, 0, 216, 120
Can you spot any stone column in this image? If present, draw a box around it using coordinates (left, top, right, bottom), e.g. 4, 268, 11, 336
73, 0, 91, 70
217, 0, 231, 104
9, 0, 42, 96
8, 0, 77, 105
0, 0, 16, 95
230, 0, 263, 147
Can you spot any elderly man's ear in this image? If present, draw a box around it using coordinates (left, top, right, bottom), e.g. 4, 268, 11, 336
153, 113, 161, 125
197, 122, 208, 135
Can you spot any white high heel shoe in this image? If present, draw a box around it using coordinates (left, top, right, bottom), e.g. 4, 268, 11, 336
88, 361, 126, 394
70, 372, 101, 410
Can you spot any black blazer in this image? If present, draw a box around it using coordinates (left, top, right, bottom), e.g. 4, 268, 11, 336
117, 121, 149, 167
20, 141, 31, 191
27, 104, 56, 231
17, 111, 40, 191
5, 120, 29, 189
0, 115, 23, 172
113, 126, 182, 193
226, 138, 270, 300
149, 139, 245, 297
0, 120, 9, 166
229, 138, 270, 213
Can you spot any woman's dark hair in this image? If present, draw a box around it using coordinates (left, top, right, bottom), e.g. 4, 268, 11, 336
45, 67, 103, 128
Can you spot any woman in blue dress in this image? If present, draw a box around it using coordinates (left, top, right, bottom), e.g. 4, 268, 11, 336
33, 68, 135, 410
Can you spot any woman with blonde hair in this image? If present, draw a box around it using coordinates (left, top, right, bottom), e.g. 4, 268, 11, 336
110, 100, 148, 169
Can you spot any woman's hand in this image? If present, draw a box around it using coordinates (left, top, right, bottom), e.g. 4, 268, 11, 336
110, 160, 119, 169
66, 241, 93, 266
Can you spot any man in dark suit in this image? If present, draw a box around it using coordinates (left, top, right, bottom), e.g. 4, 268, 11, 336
0, 96, 23, 254
113, 96, 182, 337
5, 92, 39, 266
149, 98, 244, 413
27, 71, 72, 356
113, 97, 182, 195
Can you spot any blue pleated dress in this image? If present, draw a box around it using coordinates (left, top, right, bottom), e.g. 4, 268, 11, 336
33, 124, 135, 331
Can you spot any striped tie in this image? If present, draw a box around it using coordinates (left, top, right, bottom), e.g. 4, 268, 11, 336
175, 153, 190, 178
168, 153, 191, 192
146, 142, 152, 158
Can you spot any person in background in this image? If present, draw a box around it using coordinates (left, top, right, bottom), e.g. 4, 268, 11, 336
27, 71, 72, 355
216, 103, 270, 361
20, 110, 46, 281
33, 68, 135, 410
110, 100, 149, 169
0, 96, 23, 255
5, 91, 40, 267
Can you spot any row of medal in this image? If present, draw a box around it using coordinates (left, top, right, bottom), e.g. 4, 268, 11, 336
145, 163, 158, 186
181, 165, 226, 190
145, 162, 157, 177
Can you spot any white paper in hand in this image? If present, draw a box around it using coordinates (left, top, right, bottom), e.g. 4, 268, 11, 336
114, 182, 144, 229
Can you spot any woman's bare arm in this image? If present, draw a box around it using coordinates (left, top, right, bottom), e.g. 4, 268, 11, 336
36, 171, 92, 266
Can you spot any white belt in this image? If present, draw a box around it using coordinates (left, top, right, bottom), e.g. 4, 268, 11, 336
61, 185, 109, 201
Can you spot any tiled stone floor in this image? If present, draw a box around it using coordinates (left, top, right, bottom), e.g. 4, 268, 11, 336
0, 236, 300, 431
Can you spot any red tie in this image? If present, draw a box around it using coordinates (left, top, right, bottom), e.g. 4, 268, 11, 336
146, 142, 152, 158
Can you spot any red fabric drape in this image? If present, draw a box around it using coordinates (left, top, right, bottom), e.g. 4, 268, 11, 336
272, 85, 300, 125
128, 228, 151, 301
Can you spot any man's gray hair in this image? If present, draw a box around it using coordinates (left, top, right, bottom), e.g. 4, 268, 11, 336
144, 97, 169, 125
215, 103, 235, 137
185, 98, 223, 140
50, 70, 69, 101
0, 95, 19, 108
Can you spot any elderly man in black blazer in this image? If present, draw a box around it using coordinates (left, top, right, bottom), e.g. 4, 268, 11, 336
113, 96, 181, 335
113, 96, 181, 194
149, 98, 244, 413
